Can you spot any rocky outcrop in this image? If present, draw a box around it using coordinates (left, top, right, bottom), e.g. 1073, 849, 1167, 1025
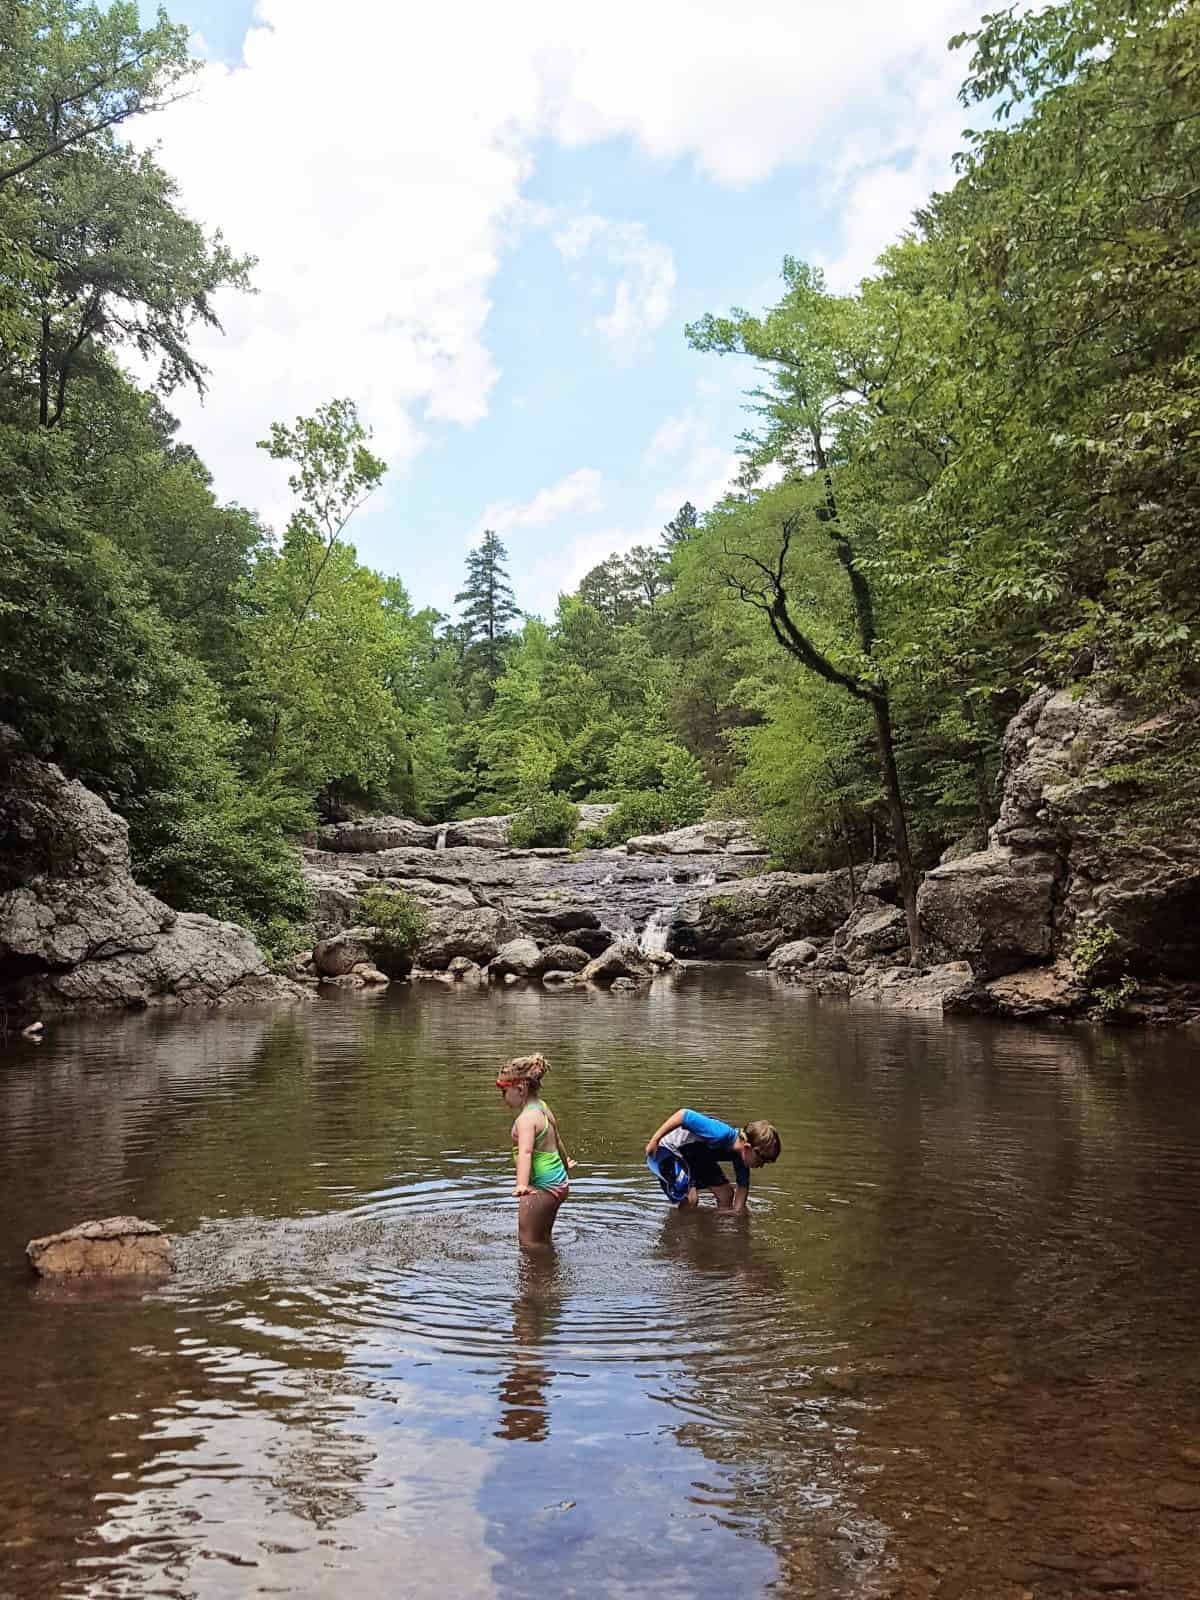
27, 1217, 174, 1278
626, 818, 761, 856
670, 872, 851, 959
917, 688, 1200, 1022
417, 905, 514, 969
917, 846, 1058, 978
0, 735, 308, 1014
302, 825, 759, 950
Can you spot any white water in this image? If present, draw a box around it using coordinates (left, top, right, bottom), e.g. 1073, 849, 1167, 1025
697, 871, 717, 888
435, 825, 448, 851
638, 907, 672, 956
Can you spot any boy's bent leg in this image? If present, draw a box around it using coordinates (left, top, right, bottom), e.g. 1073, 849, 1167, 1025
709, 1183, 736, 1210
518, 1187, 564, 1247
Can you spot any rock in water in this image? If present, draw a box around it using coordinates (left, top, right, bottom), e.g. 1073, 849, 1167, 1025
27, 1217, 174, 1279
578, 944, 654, 986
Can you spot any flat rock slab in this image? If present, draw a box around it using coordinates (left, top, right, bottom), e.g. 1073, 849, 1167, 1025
27, 1216, 174, 1278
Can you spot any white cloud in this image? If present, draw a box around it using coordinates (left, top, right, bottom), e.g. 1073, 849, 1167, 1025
554, 214, 675, 357
644, 411, 706, 465
132, 0, 985, 525
817, 43, 977, 289
477, 467, 604, 537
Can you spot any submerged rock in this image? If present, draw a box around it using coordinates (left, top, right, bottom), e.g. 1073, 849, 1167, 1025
27, 1217, 174, 1279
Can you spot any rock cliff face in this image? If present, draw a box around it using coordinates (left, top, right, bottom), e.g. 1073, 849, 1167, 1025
919, 689, 1200, 1023
0, 734, 308, 1014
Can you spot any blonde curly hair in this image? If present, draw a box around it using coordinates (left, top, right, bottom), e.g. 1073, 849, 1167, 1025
495, 1053, 550, 1089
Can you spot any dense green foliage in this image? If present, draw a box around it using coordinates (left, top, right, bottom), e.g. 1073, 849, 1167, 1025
2, 0, 1196, 957
354, 887, 428, 976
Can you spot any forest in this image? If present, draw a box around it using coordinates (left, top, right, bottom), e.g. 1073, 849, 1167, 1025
2, 0, 1197, 965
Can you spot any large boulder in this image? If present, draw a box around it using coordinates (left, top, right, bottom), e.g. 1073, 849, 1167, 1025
491, 937, 541, 979
671, 871, 851, 960
444, 814, 512, 850
850, 962, 976, 1014
626, 819, 763, 857
27, 1217, 174, 1278
767, 939, 819, 971
313, 930, 372, 977
918, 847, 1057, 978
579, 943, 655, 986
842, 902, 908, 960
417, 905, 513, 969
532, 942, 591, 975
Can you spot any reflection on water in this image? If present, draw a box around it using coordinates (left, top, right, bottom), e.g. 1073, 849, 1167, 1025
1, 971, 1200, 1596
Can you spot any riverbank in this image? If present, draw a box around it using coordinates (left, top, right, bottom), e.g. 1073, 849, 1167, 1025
4, 689, 1198, 1026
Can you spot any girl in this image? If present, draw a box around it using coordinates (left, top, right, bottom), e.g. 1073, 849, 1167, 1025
496, 1054, 575, 1246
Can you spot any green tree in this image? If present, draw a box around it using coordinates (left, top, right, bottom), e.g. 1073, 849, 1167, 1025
455, 530, 520, 686
688, 267, 926, 957
0, 1, 192, 189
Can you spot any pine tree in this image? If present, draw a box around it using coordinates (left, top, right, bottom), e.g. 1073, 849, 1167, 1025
455, 530, 520, 682
661, 502, 698, 551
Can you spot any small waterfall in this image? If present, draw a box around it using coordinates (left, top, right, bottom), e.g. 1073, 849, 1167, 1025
638, 907, 672, 956
435, 825, 448, 851
697, 871, 716, 888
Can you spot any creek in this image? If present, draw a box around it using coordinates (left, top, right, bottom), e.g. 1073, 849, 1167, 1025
2, 971, 1200, 1597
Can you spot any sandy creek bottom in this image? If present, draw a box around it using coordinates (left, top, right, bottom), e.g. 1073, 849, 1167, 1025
2, 967, 1200, 1598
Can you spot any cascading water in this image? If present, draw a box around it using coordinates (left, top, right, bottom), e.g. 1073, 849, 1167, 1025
435, 825, 448, 851
638, 906, 672, 956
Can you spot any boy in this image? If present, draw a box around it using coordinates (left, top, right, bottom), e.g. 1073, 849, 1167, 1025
645, 1108, 781, 1212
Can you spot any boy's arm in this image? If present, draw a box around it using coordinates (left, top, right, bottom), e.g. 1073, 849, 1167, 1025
732, 1185, 749, 1213
645, 1108, 686, 1156
513, 1113, 536, 1195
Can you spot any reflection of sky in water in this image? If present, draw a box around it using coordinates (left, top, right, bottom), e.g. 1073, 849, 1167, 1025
3, 970, 1200, 1597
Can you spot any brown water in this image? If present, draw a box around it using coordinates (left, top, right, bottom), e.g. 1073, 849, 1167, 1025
2, 971, 1200, 1599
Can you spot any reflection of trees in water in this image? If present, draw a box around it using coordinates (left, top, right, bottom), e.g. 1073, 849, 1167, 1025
495, 1247, 563, 1443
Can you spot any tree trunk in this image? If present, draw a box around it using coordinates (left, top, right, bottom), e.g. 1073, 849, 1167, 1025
870, 693, 920, 961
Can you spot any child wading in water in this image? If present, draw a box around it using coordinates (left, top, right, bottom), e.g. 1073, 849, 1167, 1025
497, 1054, 575, 1246
645, 1108, 780, 1212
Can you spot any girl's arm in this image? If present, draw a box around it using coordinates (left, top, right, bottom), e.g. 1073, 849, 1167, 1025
513, 1111, 536, 1195
645, 1108, 685, 1156
551, 1114, 576, 1171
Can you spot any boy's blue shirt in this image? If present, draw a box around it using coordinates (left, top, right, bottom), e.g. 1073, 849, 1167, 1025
678, 1108, 750, 1188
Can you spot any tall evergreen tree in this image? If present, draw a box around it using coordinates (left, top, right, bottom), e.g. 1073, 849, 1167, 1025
455, 530, 520, 683
661, 501, 698, 551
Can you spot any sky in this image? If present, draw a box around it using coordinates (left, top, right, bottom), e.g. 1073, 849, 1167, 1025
134, 0, 988, 620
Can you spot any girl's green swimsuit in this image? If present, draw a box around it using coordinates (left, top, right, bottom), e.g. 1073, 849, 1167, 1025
511, 1100, 569, 1193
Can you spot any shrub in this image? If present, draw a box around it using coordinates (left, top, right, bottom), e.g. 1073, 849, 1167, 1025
355, 887, 428, 975
508, 790, 578, 849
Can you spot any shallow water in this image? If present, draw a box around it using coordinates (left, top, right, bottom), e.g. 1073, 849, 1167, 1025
2, 970, 1200, 1598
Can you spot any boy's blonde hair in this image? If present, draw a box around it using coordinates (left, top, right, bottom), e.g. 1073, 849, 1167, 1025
744, 1120, 781, 1163
496, 1053, 550, 1088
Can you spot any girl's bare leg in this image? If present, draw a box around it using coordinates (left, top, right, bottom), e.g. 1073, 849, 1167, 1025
518, 1188, 564, 1247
